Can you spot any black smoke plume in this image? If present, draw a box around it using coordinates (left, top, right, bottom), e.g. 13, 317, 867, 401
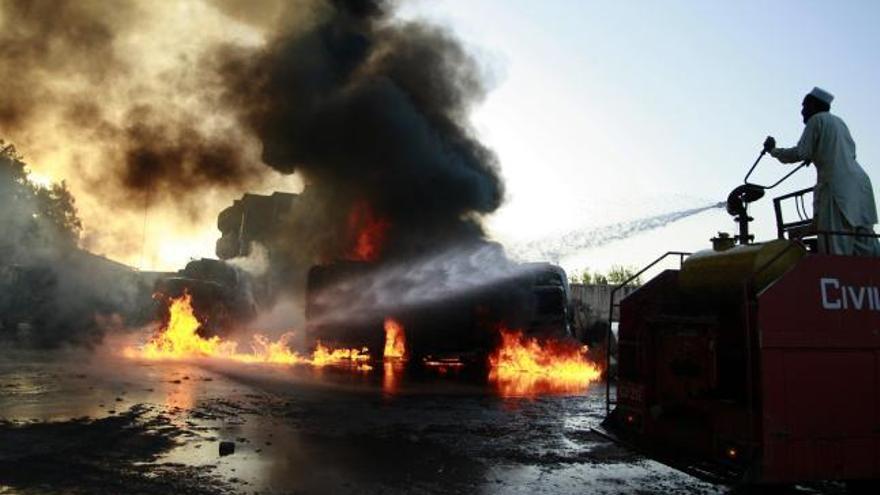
1, 0, 503, 260
217, 0, 504, 260
1, 0, 509, 347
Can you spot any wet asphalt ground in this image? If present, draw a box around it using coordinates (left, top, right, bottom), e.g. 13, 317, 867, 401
0, 347, 844, 494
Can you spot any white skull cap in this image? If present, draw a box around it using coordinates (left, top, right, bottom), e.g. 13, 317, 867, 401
808, 87, 834, 105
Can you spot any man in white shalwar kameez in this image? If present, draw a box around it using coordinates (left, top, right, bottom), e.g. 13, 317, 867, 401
764, 87, 880, 256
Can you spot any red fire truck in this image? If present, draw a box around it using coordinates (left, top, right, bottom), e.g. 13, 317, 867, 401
602, 160, 880, 489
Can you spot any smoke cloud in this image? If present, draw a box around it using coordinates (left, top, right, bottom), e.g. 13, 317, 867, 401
0, 0, 290, 266
216, 0, 503, 261
1, 0, 508, 346
0, 1, 271, 206
0, 143, 147, 348
0, 0, 502, 269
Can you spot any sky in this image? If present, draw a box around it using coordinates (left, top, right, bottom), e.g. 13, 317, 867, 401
12, 0, 880, 277
396, 0, 880, 277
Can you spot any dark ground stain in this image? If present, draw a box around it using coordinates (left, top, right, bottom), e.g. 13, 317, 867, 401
0, 404, 229, 495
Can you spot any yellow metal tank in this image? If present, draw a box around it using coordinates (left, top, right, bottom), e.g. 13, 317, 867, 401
679, 239, 806, 297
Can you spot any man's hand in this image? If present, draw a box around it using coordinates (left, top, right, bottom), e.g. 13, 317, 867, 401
763, 136, 776, 153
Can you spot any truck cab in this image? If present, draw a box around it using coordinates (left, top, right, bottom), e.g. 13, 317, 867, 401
304, 259, 573, 359
154, 258, 257, 336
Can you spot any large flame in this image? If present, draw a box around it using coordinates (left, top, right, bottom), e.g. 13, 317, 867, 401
489, 328, 602, 397
127, 293, 370, 368
348, 200, 391, 262
139, 292, 237, 359
381, 318, 406, 393
383, 318, 406, 360
129, 296, 605, 397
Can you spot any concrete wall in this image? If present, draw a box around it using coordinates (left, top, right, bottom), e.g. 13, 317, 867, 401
569, 283, 638, 342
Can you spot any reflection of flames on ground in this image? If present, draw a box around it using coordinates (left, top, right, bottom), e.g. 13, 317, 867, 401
125, 293, 371, 370
423, 356, 466, 374
488, 328, 602, 397
125, 294, 602, 397
163, 373, 197, 412
383, 361, 404, 394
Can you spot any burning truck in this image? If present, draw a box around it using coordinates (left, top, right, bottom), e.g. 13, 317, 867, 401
152, 258, 257, 337
206, 190, 576, 360
125, 0, 590, 377
148, 191, 300, 338
304, 257, 573, 362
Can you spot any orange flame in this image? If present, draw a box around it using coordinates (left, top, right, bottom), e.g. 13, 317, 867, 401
488, 328, 602, 397
383, 318, 406, 360
348, 200, 391, 262
126, 293, 370, 368
312, 342, 371, 367
136, 293, 239, 360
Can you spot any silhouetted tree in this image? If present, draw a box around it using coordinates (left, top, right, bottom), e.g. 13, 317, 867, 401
0, 140, 82, 263
606, 264, 641, 285
577, 268, 593, 284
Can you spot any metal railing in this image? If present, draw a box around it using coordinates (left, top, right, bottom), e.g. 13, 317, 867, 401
772, 187, 880, 249
773, 187, 813, 239
605, 251, 691, 415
